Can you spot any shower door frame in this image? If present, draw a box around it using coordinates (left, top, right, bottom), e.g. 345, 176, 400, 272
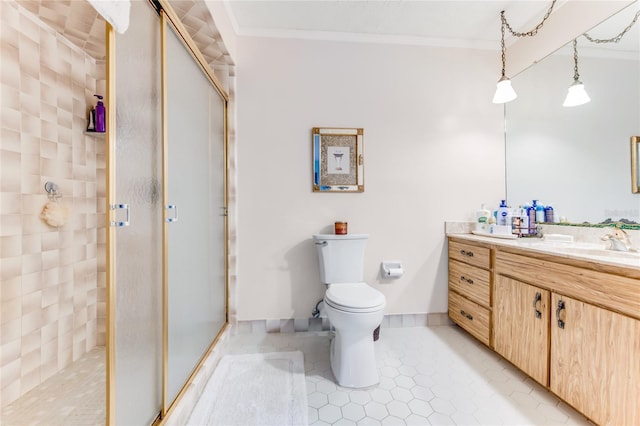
105, 1, 230, 423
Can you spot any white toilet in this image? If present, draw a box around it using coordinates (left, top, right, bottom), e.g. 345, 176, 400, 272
313, 233, 386, 388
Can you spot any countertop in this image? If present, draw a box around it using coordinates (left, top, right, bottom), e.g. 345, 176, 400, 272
448, 232, 640, 272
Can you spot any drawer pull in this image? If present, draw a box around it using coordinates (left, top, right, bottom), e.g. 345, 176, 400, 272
460, 249, 474, 257
460, 276, 474, 285
556, 299, 566, 329
533, 292, 542, 319
460, 309, 473, 321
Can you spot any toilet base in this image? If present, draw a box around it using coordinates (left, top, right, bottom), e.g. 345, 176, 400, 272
330, 328, 380, 388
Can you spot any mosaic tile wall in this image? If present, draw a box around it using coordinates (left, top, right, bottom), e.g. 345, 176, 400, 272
0, 1, 106, 407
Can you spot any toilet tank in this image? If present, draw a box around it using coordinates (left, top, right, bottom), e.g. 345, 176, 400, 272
313, 234, 368, 284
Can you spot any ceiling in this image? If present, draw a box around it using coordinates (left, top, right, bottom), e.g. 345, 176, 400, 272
224, 0, 639, 52
15, 0, 637, 64
15, 0, 231, 66
223, 0, 570, 49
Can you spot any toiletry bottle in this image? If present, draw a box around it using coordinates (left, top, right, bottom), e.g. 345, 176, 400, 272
94, 94, 106, 133
497, 200, 509, 226
545, 204, 555, 223
487, 215, 496, 234
475, 204, 491, 232
87, 106, 95, 131
536, 201, 546, 223
528, 200, 538, 235
520, 203, 530, 236
505, 207, 513, 232
511, 214, 521, 235
520, 205, 529, 236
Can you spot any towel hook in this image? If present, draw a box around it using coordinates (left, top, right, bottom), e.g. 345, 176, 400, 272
44, 181, 61, 201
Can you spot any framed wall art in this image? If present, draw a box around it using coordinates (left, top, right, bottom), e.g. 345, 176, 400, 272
312, 127, 364, 192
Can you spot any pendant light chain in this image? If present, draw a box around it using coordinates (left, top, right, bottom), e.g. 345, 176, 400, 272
571, 39, 580, 81
494, 0, 557, 104
501, 0, 557, 38
498, 1, 557, 78
583, 10, 640, 44
499, 13, 507, 77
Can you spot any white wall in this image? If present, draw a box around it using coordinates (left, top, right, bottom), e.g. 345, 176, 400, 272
236, 37, 505, 321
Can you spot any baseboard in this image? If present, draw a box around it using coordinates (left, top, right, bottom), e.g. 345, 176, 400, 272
233, 312, 451, 334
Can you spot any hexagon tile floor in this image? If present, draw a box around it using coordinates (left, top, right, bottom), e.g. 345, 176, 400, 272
221, 325, 591, 426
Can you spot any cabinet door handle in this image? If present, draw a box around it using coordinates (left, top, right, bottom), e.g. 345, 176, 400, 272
460, 309, 473, 321
460, 249, 474, 257
533, 292, 542, 319
460, 276, 474, 285
556, 299, 566, 329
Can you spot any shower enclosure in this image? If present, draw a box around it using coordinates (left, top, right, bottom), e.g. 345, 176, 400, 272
0, 0, 228, 424
108, 1, 228, 424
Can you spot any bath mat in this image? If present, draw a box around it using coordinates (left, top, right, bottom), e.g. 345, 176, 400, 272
187, 351, 308, 426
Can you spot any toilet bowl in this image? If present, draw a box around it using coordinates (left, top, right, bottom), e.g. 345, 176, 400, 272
324, 282, 385, 388
313, 233, 386, 388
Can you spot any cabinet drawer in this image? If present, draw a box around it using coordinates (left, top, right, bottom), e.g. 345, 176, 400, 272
449, 259, 490, 307
449, 240, 491, 269
448, 291, 490, 346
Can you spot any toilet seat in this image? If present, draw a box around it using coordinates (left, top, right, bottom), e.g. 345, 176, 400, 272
325, 282, 385, 313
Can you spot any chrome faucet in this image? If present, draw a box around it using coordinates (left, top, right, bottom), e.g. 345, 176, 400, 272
601, 229, 635, 252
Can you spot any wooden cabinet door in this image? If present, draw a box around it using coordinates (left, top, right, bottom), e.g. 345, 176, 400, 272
550, 293, 640, 426
494, 275, 550, 386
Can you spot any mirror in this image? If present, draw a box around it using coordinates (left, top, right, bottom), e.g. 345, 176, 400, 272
505, 3, 640, 224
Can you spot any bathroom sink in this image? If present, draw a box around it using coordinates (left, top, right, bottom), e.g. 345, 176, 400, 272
553, 246, 640, 260
516, 239, 640, 262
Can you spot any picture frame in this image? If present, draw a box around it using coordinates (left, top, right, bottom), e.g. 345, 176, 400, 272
632, 136, 640, 193
312, 127, 364, 192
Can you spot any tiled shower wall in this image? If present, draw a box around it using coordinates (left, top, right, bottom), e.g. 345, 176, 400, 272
0, 1, 106, 406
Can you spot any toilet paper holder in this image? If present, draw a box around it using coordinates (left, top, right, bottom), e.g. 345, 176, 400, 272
381, 261, 403, 279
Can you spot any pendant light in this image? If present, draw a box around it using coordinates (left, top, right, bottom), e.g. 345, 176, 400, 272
493, 1, 557, 104
492, 12, 517, 104
563, 39, 590, 107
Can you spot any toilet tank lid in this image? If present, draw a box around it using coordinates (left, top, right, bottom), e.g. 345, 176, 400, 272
313, 234, 369, 240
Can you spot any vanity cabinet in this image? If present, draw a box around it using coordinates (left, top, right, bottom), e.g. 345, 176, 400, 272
493, 275, 549, 386
447, 240, 491, 346
448, 235, 640, 425
550, 293, 640, 426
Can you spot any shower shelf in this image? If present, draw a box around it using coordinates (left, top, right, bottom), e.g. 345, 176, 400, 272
84, 131, 105, 138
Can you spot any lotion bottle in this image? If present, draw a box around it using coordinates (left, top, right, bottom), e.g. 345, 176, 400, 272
497, 200, 509, 226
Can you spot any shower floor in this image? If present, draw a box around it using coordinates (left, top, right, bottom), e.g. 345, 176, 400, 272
1, 347, 105, 426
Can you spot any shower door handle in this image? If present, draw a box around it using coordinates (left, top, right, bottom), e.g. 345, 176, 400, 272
166, 204, 178, 223
110, 203, 130, 227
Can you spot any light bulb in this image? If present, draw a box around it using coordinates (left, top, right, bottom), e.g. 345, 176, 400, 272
492, 77, 517, 104
563, 81, 590, 107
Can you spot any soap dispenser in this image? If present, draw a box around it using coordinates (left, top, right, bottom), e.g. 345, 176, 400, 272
474, 204, 491, 232
94, 94, 106, 133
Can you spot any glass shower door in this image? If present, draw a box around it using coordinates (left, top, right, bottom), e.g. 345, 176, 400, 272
164, 20, 227, 406
109, 1, 163, 424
